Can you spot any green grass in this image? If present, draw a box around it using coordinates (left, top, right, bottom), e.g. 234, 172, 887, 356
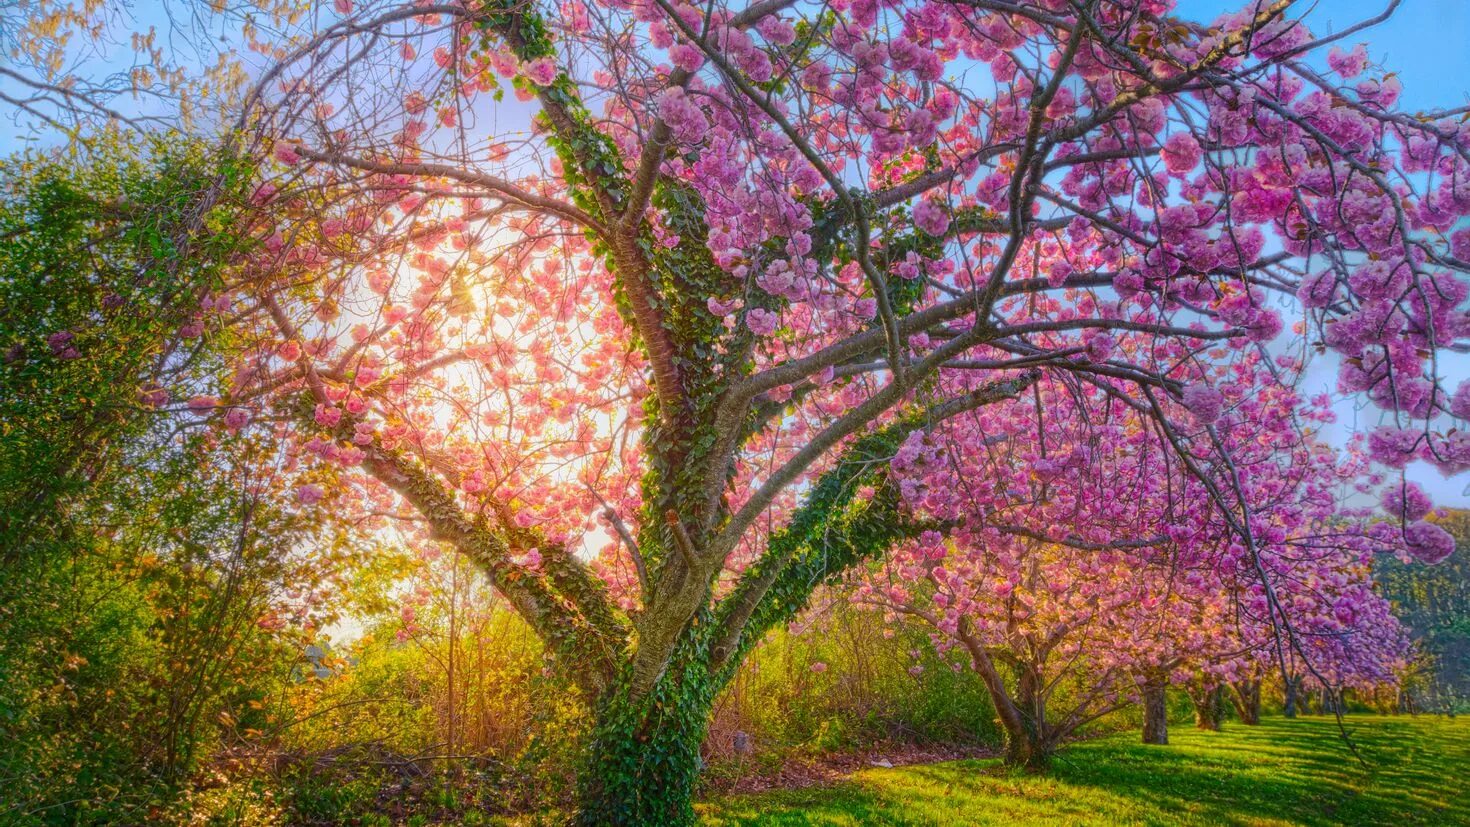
698, 715, 1470, 826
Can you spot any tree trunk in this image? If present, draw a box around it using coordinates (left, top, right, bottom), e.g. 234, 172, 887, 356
1003, 726, 1052, 770
1229, 679, 1261, 725
1141, 675, 1169, 745
1283, 675, 1301, 718
1190, 685, 1225, 731
957, 629, 1052, 770
573, 654, 716, 826
981, 663, 1052, 775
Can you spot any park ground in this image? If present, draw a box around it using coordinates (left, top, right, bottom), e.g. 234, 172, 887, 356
696, 715, 1470, 826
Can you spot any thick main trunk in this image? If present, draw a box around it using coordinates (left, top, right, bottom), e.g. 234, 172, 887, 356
1190, 685, 1225, 731
998, 666, 1055, 770
1003, 726, 1053, 770
957, 626, 1052, 770
1141, 676, 1169, 745
1229, 679, 1261, 725
573, 652, 716, 826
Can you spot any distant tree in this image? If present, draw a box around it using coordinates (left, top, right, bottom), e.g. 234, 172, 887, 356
867, 374, 1408, 766
1375, 510, 1470, 711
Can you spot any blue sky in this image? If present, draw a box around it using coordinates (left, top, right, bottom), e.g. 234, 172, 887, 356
1177, 0, 1470, 112
1176, 0, 1470, 507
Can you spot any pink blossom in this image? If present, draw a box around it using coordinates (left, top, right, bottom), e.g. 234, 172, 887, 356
1161, 132, 1203, 175
295, 484, 325, 506
224, 408, 251, 431
669, 43, 704, 72
1450, 380, 1470, 420
1328, 44, 1369, 79
140, 385, 169, 408
912, 199, 950, 236
46, 331, 77, 359
706, 296, 741, 317
657, 88, 709, 143
746, 307, 779, 336
1083, 332, 1114, 362
523, 56, 558, 86
353, 421, 376, 445
1181, 384, 1224, 424
1367, 427, 1420, 468
1297, 271, 1337, 309
273, 142, 301, 166
314, 403, 343, 429
1382, 481, 1432, 522
1404, 520, 1455, 564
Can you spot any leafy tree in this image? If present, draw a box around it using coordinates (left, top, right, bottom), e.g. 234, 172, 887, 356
0, 134, 249, 550
0, 137, 323, 823
1375, 510, 1470, 710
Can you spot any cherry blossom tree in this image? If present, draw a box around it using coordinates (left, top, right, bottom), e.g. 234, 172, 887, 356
867, 365, 1411, 765
182, 0, 1470, 820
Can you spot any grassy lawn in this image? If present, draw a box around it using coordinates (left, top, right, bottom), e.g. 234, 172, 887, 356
698, 715, 1470, 826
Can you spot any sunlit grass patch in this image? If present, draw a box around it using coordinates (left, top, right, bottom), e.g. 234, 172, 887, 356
699, 715, 1470, 826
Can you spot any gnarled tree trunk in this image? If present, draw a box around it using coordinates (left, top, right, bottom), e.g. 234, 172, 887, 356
1229, 679, 1261, 725
574, 651, 717, 826
1189, 684, 1225, 731
955, 625, 1056, 770
1007, 666, 1055, 769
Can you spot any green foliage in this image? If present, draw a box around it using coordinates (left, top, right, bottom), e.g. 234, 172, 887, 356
271, 587, 591, 821
707, 602, 1001, 770
0, 432, 318, 824
702, 715, 1470, 825
0, 136, 305, 824
1374, 510, 1470, 710
0, 133, 252, 549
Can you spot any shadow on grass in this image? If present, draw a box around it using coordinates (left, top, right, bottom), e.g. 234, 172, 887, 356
699, 716, 1470, 826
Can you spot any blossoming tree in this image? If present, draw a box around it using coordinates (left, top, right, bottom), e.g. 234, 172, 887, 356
193, 0, 1470, 820
869, 364, 1411, 764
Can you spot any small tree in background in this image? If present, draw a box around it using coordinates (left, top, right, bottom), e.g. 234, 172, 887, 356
868, 372, 1408, 765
